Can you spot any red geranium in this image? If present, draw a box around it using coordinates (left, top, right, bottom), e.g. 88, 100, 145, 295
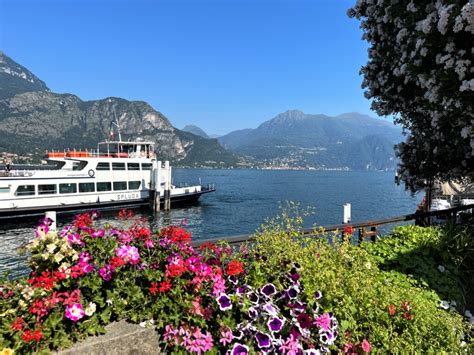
74, 212, 93, 229
149, 282, 159, 295
22, 329, 43, 343
10, 317, 24, 331
226, 260, 244, 276
110, 256, 126, 269
343, 226, 353, 235
389, 304, 396, 316
159, 279, 172, 293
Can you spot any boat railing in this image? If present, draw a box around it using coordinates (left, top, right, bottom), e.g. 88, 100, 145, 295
46, 149, 155, 159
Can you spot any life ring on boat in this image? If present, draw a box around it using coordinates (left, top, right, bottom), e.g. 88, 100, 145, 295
88, 169, 95, 178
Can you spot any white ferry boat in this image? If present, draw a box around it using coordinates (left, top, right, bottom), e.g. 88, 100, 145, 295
0, 140, 215, 219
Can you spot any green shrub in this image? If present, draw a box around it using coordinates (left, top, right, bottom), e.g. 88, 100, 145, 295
249, 216, 469, 352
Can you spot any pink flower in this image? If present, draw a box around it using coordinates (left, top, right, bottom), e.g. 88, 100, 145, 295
79, 252, 91, 264
68, 233, 84, 246
65, 303, 85, 322
186, 256, 201, 272
81, 263, 95, 274
164, 325, 179, 345
91, 229, 105, 238
144, 239, 155, 248
362, 339, 371, 353
219, 328, 233, 346
212, 274, 226, 296
116, 245, 140, 264
99, 265, 113, 281
315, 313, 331, 330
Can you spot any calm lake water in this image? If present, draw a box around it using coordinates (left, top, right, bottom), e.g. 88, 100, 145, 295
0, 169, 422, 278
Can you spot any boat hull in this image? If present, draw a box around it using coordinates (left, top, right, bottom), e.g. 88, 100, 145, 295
0, 190, 212, 220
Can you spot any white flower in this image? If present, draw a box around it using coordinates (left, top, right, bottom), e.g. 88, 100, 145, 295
437, 265, 445, 272
106, 299, 113, 306
47, 243, 56, 253
85, 302, 96, 316
54, 253, 64, 263
464, 310, 472, 318
440, 300, 450, 310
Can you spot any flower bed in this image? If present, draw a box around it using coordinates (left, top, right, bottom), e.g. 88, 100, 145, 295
0, 211, 341, 354
0, 210, 472, 354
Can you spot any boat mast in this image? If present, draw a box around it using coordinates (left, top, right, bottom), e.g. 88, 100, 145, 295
112, 109, 123, 142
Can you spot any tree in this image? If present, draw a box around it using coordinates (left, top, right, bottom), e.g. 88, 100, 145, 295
348, 1, 473, 192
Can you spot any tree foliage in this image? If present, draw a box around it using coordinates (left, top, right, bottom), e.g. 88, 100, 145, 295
349, 0, 474, 191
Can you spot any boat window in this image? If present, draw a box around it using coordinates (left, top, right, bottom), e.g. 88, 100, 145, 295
38, 184, 57, 195
128, 181, 141, 190
141, 163, 152, 170
0, 186, 10, 193
59, 183, 77, 194
72, 161, 87, 171
97, 182, 112, 191
112, 163, 126, 171
96, 162, 110, 171
127, 163, 140, 171
79, 183, 95, 193
113, 181, 127, 191
16, 185, 35, 196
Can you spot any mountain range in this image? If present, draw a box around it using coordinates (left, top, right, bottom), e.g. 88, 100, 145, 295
0, 51, 404, 170
217, 110, 403, 170
0, 51, 237, 167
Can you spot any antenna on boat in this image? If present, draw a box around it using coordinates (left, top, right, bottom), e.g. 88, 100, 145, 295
112, 108, 123, 142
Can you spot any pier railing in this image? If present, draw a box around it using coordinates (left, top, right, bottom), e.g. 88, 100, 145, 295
192, 203, 474, 247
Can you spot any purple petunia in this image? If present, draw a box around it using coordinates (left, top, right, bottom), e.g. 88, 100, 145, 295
228, 275, 238, 285
248, 291, 259, 304
319, 329, 336, 345
262, 303, 279, 317
267, 317, 285, 333
286, 286, 299, 299
232, 330, 244, 340
315, 290, 322, 300
261, 283, 277, 298
248, 307, 258, 320
217, 293, 232, 311
99, 264, 113, 281
255, 332, 271, 349
230, 343, 249, 355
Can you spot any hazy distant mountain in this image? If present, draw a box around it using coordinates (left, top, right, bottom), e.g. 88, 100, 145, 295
0, 52, 238, 167
219, 110, 404, 170
182, 125, 209, 139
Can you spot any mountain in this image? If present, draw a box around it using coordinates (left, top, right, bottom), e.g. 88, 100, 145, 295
218, 110, 404, 170
0, 52, 238, 167
0, 51, 49, 99
182, 125, 209, 139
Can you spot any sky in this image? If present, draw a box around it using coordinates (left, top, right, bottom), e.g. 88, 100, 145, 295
0, 0, 374, 135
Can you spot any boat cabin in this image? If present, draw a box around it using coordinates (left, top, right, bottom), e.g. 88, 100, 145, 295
97, 141, 155, 159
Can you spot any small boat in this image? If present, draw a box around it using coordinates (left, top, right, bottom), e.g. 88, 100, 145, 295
0, 139, 215, 219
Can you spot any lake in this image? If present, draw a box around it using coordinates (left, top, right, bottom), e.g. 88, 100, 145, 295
0, 169, 422, 277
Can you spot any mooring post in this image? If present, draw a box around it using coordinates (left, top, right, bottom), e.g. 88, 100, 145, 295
164, 161, 171, 210
343, 203, 351, 224
45, 211, 57, 231
155, 161, 162, 212
342, 203, 352, 242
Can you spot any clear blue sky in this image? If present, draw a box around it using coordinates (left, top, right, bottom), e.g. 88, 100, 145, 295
0, 0, 374, 135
